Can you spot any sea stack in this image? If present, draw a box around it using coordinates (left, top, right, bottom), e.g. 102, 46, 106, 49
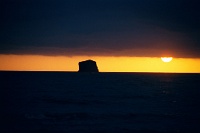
78, 60, 99, 72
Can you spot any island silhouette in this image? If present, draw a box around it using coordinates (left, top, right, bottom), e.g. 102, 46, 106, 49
78, 60, 99, 72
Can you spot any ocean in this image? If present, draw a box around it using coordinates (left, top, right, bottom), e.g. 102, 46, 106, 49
0, 72, 200, 133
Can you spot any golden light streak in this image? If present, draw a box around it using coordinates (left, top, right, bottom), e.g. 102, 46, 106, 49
0, 54, 200, 73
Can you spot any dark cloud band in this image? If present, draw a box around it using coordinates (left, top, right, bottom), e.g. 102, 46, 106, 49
0, 0, 199, 57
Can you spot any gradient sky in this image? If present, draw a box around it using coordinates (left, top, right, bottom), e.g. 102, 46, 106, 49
1, 0, 200, 58
1, 0, 200, 72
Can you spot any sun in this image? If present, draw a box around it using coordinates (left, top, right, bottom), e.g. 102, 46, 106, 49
161, 57, 173, 62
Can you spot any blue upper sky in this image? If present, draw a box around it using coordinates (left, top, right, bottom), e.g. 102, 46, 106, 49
0, 0, 199, 57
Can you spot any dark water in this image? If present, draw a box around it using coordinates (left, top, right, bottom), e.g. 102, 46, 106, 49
1, 72, 200, 133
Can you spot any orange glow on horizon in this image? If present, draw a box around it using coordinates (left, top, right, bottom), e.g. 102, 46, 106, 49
0, 54, 200, 73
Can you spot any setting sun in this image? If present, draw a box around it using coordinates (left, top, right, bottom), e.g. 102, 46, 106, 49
161, 57, 173, 63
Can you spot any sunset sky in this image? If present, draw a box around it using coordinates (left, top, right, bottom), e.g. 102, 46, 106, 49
0, 0, 200, 72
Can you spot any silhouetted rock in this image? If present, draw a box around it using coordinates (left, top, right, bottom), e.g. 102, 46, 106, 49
78, 60, 99, 72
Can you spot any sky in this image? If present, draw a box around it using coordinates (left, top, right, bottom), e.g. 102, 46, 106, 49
0, 0, 200, 72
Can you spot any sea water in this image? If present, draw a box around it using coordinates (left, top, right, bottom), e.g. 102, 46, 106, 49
0, 72, 200, 133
